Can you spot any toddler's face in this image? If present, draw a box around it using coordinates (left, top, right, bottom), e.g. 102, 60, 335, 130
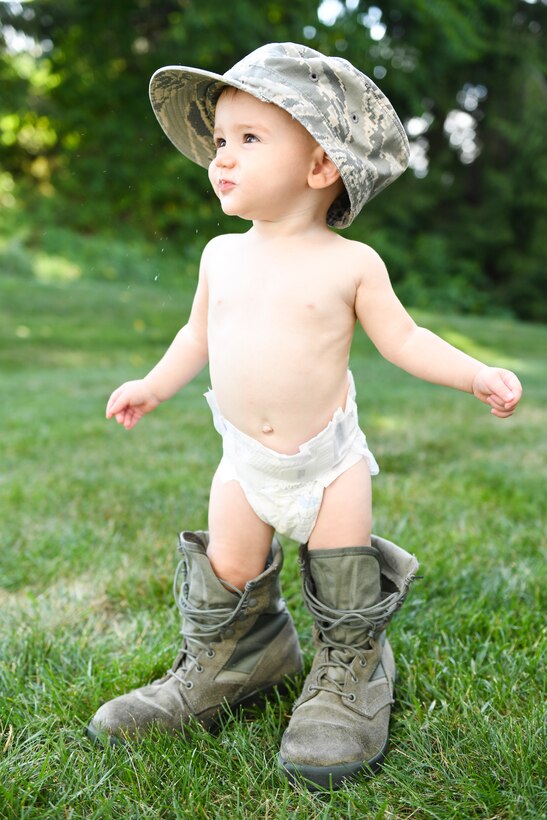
208, 89, 319, 222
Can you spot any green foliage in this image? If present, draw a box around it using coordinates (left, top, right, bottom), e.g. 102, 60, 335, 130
0, 210, 202, 289
1, 0, 546, 319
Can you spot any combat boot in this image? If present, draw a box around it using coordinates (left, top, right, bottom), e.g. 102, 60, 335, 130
88, 530, 303, 744
279, 535, 418, 790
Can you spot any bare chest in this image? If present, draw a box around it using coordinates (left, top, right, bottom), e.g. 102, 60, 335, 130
207, 261, 355, 332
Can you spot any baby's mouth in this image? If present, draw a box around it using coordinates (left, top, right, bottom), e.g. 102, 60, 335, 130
218, 179, 235, 193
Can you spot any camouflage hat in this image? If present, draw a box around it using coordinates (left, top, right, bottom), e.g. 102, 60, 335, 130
149, 42, 409, 228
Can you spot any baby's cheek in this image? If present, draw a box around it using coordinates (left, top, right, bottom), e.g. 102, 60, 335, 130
208, 161, 218, 190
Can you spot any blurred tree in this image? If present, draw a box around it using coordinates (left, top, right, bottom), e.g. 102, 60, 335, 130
1, 0, 545, 319
0, 0, 321, 234
333, 0, 547, 319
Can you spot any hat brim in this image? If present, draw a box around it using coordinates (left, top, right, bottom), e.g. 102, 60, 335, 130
149, 66, 253, 168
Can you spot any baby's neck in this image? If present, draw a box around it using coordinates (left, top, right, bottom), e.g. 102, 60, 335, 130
248, 217, 334, 244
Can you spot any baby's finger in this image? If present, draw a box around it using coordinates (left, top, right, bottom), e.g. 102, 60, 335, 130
499, 386, 521, 410
489, 381, 515, 405
115, 409, 128, 425
503, 370, 522, 389
489, 392, 518, 417
106, 391, 121, 418
499, 371, 522, 402
491, 405, 515, 418
487, 397, 514, 419
122, 411, 140, 430
107, 392, 128, 419
489, 395, 507, 408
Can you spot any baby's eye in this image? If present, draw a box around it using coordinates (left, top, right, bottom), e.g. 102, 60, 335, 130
215, 137, 226, 149
243, 133, 258, 143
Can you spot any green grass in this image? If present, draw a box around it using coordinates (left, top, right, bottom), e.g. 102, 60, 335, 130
1, 236, 546, 819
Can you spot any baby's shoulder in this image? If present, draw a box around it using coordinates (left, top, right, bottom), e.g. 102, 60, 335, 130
332, 236, 388, 281
336, 235, 385, 265
203, 232, 244, 256
199, 233, 245, 275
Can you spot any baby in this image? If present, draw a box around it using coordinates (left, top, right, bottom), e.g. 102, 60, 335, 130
88, 43, 522, 790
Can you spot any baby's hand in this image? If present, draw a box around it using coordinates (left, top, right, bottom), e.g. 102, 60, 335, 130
472, 367, 522, 418
106, 380, 161, 430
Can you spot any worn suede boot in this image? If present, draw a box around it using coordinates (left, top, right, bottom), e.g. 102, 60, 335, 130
279, 535, 418, 790
88, 530, 303, 744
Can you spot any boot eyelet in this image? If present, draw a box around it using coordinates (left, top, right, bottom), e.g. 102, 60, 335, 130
247, 597, 257, 607
308, 685, 316, 693
206, 649, 215, 658
360, 659, 367, 668
224, 628, 235, 637
185, 681, 194, 689
196, 665, 203, 673
346, 693, 356, 702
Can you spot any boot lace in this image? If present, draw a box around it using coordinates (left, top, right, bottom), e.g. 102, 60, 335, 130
302, 573, 406, 698
167, 559, 252, 684
308, 645, 369, 698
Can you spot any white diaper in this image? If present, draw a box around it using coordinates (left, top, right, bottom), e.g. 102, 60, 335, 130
204, 371, 379, 543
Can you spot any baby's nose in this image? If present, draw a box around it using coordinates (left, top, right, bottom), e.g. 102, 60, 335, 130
215, 149, 236, 168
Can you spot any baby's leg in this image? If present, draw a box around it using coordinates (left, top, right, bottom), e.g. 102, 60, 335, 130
279, 460, 402, 789
308, 457, 372, 549
207, 466, 275, 590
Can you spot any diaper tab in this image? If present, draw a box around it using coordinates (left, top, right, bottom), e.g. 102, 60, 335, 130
204, 388, 228, 437
204, 371, 377, 486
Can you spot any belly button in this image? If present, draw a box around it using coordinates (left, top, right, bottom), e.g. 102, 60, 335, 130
262, 424, 274, 434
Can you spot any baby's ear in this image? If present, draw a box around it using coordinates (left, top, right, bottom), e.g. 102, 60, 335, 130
308, 148, 341, 190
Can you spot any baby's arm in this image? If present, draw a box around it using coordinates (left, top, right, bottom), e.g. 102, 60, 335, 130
106, 254, 210, 430
355, 247, 522, 417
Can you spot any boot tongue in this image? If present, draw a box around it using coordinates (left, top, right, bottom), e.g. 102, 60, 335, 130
309, 548, 381, 681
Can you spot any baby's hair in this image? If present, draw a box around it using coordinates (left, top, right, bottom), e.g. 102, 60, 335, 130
215, 85, 240, 102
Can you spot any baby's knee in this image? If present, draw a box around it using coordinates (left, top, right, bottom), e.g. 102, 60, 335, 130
206, 539, 270, 591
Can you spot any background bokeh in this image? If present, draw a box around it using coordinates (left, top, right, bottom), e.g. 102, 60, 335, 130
1, 0, 546, 319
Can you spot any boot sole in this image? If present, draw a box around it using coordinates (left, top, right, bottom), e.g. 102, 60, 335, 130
277, 739, 389, 792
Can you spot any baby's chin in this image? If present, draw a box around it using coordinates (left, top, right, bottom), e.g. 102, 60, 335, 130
218, 199, 255, 221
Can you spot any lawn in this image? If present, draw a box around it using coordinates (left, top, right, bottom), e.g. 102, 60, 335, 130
0, 235, 545, 819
